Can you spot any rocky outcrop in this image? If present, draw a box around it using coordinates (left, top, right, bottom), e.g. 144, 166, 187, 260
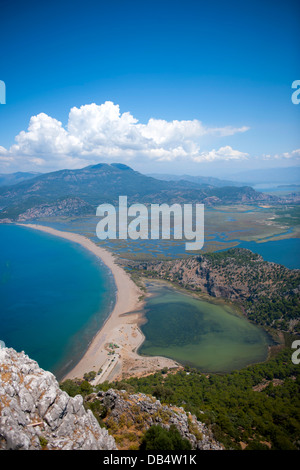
0, 348, 117, 450
0, 348, 223, 451
17, 197, 94, 221
94, 389, 223, 450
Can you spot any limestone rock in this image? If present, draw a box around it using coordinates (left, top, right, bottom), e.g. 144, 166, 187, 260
97, 389, 223, 450
0, 348, 117, 450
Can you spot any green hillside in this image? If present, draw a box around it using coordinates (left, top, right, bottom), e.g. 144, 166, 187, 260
0, 163, 279, 220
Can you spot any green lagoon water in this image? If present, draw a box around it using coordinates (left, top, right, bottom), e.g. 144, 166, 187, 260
0, 224, 116, 380
140, 282, 272, 373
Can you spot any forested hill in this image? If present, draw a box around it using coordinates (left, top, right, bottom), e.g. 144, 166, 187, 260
126, 248, 300, 334
0, 171, 41, 187
117, 348, 300, 450
0, 163, 279, 220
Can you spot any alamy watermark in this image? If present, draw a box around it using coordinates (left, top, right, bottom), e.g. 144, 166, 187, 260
0, 80, 6, 104
291, 80, 300, 105
96, 196, 204, 251
291, 340, 300, 365
0, 340, 5, 349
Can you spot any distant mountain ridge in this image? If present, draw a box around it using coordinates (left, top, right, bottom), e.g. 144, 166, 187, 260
0, 171, 41, 187
0, 163, 280, 221
147, 173, 246, 188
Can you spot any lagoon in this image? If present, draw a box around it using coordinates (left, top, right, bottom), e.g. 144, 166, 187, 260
33, 217, 300, 269
237, 238, 300, 270
140, 281, 272, 373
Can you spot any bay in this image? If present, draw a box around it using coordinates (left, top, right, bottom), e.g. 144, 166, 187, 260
0, 224, 116, 380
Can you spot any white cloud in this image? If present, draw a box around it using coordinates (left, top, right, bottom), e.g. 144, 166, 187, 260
207, 126, 250, 137
192, 146, 249, 162
263, 149, 300, 160
10, 113, 83, 159
0, 145, 14, 167
1, 101, 251, 171
0, 146, 9, 155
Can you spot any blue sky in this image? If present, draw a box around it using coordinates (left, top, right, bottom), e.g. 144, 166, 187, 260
0, 0, 299, 176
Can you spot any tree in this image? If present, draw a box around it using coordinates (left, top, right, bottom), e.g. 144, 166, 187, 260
140, 425, 192, 450
83, 371, 96, 382
80, 380, 93, 395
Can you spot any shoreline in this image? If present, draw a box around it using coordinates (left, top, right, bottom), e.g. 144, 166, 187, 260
17, 223, 179, 383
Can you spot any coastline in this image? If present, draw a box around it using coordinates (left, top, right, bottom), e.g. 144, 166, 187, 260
17, 223, 179, 383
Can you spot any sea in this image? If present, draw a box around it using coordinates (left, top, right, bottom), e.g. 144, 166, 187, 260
0, 224, 116, 380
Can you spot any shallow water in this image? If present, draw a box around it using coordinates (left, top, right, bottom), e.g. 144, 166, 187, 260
35, 218, 300, 268
140, 282, 273, 373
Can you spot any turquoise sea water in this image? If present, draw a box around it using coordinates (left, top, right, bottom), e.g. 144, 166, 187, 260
0, 225, 116, 380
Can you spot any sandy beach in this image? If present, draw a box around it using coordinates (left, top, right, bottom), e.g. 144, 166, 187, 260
18, 224, 179, 383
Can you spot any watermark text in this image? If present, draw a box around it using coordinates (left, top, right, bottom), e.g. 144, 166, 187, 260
96, 196, 204, 251
0, 80, 6, 104
291, 80, 300, 105
292, 340, 300, 364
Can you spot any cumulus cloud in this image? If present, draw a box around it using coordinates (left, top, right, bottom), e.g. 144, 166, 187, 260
2, 101, 251, 171
263, 149, 300, 160
0, 145, 14, 167
192, 146, 249, 162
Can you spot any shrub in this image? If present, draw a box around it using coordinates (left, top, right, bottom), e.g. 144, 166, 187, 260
39, 436, 48, 448
83, 371, 97, 382
59, 379, 81, 397
140, 425, 192, 450
79, 380, 93, 395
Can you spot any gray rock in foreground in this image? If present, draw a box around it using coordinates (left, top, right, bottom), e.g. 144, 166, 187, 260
0, 348, 117, 450
96, 389, 224, 450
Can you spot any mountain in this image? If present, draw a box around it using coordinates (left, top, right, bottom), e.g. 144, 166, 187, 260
147, 173, 246, 188
0, 171, 41, 187
0, 163, 280, 221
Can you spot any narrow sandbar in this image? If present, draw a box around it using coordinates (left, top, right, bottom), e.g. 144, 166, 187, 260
17, 223, 179, 383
